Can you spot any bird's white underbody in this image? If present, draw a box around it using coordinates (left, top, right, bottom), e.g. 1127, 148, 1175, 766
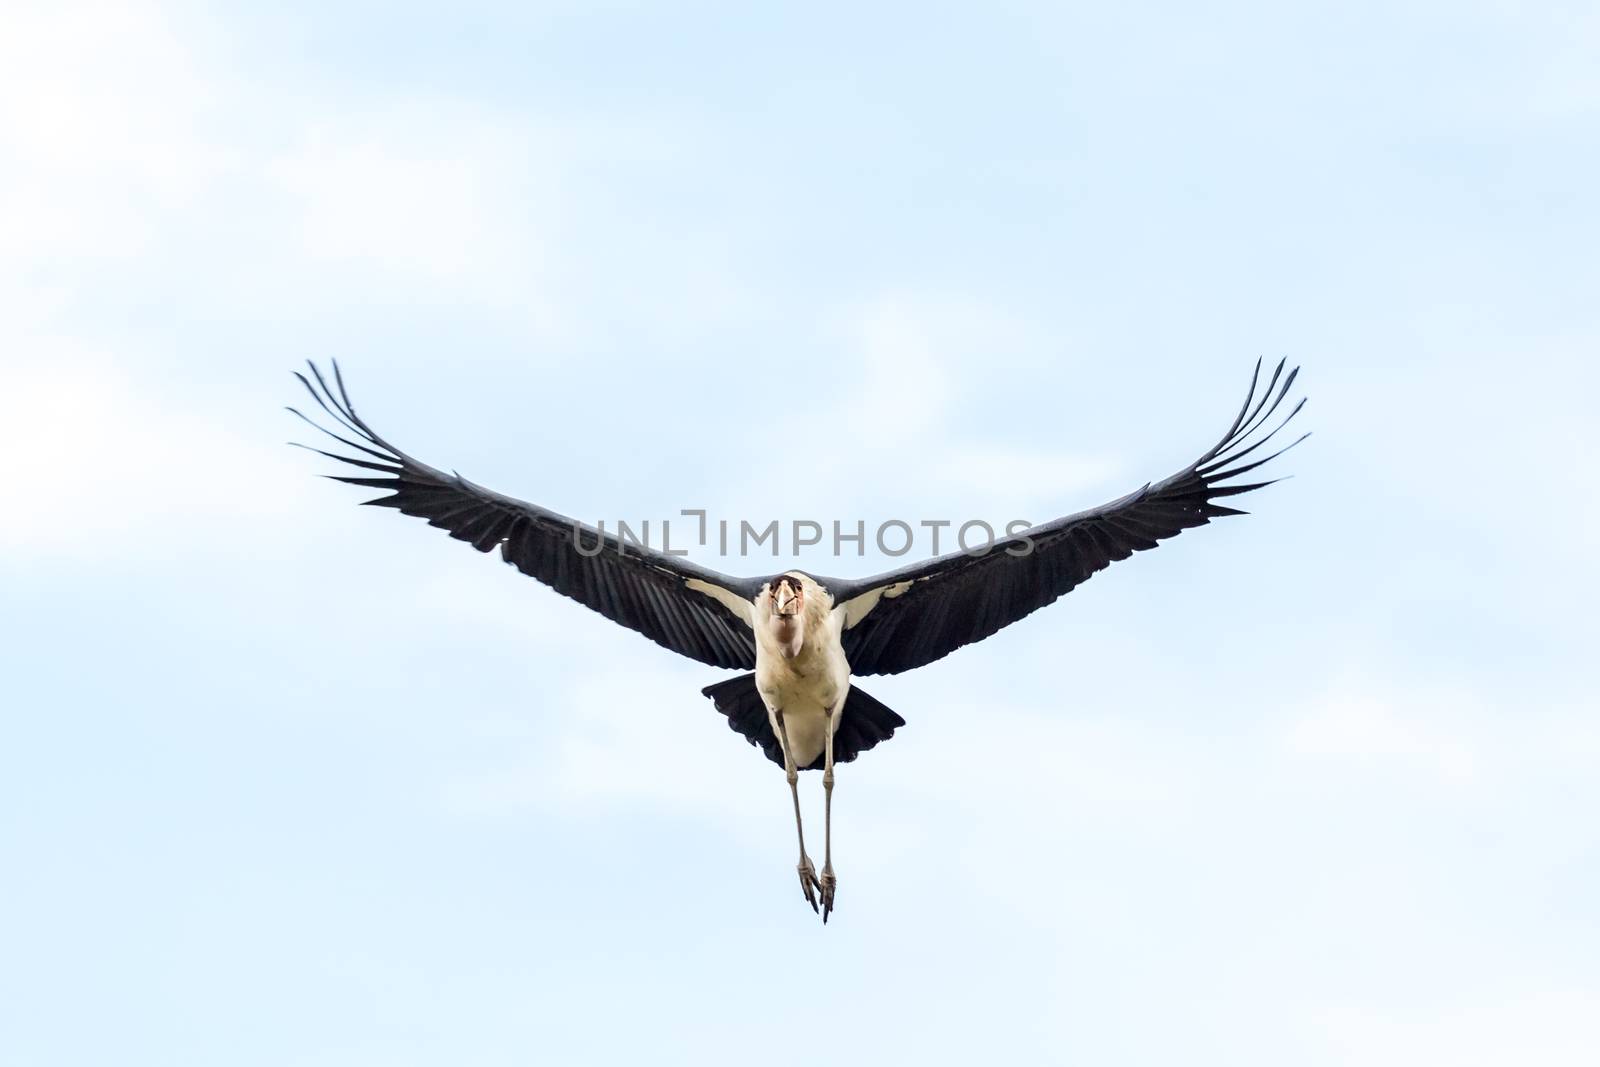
755, 573, 848, 768
750, 573, 851, 919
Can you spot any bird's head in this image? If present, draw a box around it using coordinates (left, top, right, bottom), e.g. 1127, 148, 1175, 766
770, 574, 804, 618
763, 574, 809, 659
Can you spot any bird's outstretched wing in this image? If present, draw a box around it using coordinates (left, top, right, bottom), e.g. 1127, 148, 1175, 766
828, 359, 1308, 676
289, 362, 760, 669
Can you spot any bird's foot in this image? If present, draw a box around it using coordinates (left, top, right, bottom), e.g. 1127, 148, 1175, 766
797, 858, 821, 913
819, 866, 837, 923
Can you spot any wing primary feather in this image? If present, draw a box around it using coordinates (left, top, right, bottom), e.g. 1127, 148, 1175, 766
1198, 397, 1307, 474
1217, 357, 1264, 450
329, 475, 399, 489
305, 361, 348, 420
1206, 433, 1311, 482
1234, 358, 1287, 447
286, 400, 399, 472
295, 370, 366, 439
1205, 478, 1283, 497
1231, 363, 1299, 452
288, 443, 399, 474
330, 358, 357, 412
1199, 357, 1267, 466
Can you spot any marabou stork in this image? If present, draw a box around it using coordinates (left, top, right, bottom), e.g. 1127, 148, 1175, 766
291, 359, 1306, 922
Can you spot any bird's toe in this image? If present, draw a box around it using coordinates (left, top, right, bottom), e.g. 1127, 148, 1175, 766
797, 858, 821, 912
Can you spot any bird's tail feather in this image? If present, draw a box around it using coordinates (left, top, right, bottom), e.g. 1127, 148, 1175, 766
701, 675, 905, 770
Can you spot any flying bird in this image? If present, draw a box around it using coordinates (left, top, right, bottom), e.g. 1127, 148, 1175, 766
290, 359, 1307, 922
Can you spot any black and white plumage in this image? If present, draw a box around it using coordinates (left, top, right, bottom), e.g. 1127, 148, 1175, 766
291, 358, 1307, 921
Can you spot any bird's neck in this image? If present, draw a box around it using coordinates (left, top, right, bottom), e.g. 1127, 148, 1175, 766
769, 614, 805, 659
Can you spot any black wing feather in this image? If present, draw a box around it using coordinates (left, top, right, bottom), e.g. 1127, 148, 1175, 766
290, 362, 759, 669
831, 359, 1308, 676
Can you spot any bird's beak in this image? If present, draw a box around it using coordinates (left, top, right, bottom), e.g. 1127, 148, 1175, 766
774, 583, 802, 617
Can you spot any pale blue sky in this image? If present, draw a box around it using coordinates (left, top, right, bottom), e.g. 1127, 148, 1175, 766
2, 2, 1598, 1064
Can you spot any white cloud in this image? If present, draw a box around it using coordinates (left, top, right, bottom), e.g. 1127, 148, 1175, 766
1495, 5, 1600, 120
0, 0, 230, 261
0, 351, 319, 558
270, 134, 497, 277
263, 107, 561, 329
846, 296, 959, 444
940, 444, 1120, 513
0, 0, 583, 345
1283, 670, 1600, 794
440, 660, 777, 837
1317, 990, 1600, 1067
0, 3, 587, 568
1288, 684, 1480, 782
734, 293, 1120, 523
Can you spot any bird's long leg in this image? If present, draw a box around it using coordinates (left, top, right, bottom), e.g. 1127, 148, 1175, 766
774, 709, 820, 913
819, 708, 839, 923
